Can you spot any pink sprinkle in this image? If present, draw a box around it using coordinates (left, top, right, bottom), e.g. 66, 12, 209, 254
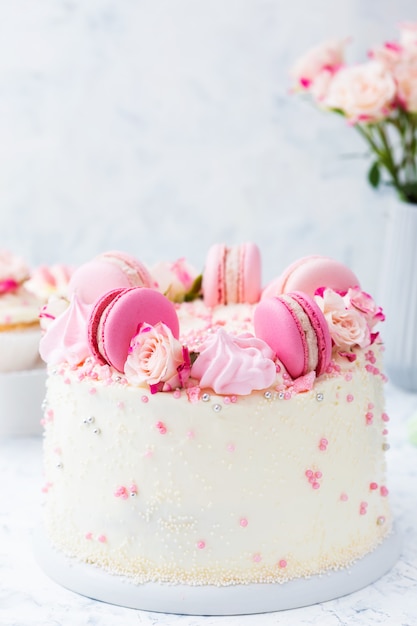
98, 535, 107, 543
227, 443, 235, 452
141, 395, 149, 403
383, 428, 389, 436
223, 396, 231, 404
284, 391, 291, 400
278, 559, 287, 569
114, 486, 129, 499
252, 553, 262, 563
345, 373, 352, 381
359, 501, 368, 515
117, 401, 125, 410
312, 482, 320, 490
380, 486, 389, 497
368, 402, 374, 410
366, 412, 374, 425
340, 493, 348, 502
370, 482, 378, 490
89, 388, 97, 395
186, 430, 195, 439
130, 483, 138, 495
85, 532, 93, 540
156, 421, 167, 434
381, 413, 390, 422
305, 469, 313, 478
64, 378, 71, 385
240, 518, 248, 528
47, 409, 54, 421
173, 389, 181, 399
347, 394, 354, 403
230, 396, 237, 403
197, 540, 206, 550
315, 471, 322, 479
319, 438, 328, 451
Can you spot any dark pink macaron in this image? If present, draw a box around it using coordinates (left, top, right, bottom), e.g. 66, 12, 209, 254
254, 291, 332, 379
88, 287, 180, 372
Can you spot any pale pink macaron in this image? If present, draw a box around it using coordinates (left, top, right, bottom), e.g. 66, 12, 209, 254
262, 255, 360, 300
68, 251, 154, 305
203, 243, 261, 306
88, 287, 180, 372
254, 291, 332, 379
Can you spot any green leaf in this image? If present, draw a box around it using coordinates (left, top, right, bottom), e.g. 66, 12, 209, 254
184, 274, 203, 302
368, 161, 381, 188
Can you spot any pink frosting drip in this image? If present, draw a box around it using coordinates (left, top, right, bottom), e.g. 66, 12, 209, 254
191, 329, 276, 395
39, 294, 92, 366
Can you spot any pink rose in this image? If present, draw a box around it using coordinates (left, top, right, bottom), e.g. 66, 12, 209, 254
315, 289, 370, 351
394, 54, 417, 112
125, 322, 190, 391
368, 41, 403, 72
291, 39, 346, 92
323, 61, 396, 122
151, 258, 199, 302
346, 287, 385, 329
25, 264, 74, 301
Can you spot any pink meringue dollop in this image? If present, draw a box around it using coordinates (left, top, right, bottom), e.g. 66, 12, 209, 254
39, 293, 92, 366
191, 329, 276, 395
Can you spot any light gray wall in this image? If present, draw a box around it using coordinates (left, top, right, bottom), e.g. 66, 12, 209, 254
1, 0, 415, 295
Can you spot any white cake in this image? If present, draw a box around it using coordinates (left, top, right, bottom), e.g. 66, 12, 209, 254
37, 249, 397, 613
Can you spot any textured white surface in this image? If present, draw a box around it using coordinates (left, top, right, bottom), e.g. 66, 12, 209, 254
1, 1, 416, 297
0, 383, 416, 625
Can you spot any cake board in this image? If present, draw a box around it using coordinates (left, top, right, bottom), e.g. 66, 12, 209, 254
33, 527, 401, 616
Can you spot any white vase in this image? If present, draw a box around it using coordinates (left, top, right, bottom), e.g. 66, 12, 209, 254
379, 198, 417, 392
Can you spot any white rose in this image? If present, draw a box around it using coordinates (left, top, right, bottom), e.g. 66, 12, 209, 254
125, 322, 187, 390
150, 258, 199, 302
316, 288, 370, 351
323, 61, 396, 121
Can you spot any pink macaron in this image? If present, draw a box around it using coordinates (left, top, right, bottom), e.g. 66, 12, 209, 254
88, 287, 180, 372
203, 243, 261, 306
68, 251, 154, 305
262, 255, 360, 300
254, 291, 332, 379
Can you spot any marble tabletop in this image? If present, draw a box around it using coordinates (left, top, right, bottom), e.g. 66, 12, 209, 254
1, 383, 416, 626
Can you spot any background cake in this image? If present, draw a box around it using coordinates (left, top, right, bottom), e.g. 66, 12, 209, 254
37, 243, 397, 614
0, 251, 73, 436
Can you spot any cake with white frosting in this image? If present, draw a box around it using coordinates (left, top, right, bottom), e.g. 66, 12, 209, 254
38, 246, 394, 599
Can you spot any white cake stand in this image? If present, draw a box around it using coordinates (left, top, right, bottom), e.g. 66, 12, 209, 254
0, 368, 46, 436
33, 527, 401, 615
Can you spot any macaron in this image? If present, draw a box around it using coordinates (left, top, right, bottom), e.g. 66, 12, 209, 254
254, 291, 332, 379
262, 255, 360, 300
203, 243, 261, 306
68, 251, 154, 305
88, 287, 180, 372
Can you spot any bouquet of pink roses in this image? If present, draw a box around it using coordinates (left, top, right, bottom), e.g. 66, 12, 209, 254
291, 23, 417, 204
